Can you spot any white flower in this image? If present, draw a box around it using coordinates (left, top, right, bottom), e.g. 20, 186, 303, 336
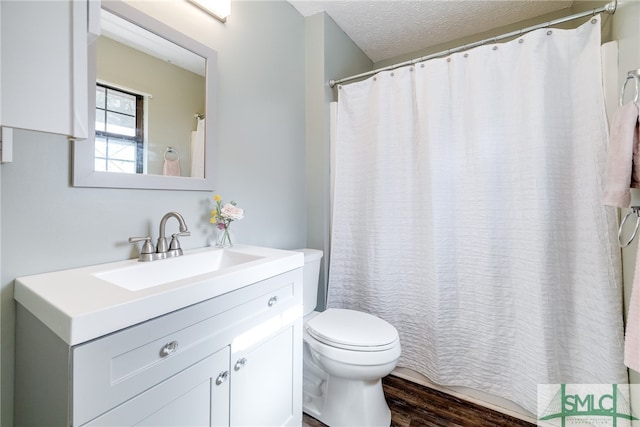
220, 203, 244, 221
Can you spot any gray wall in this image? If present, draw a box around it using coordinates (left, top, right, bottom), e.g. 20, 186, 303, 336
1, 1, 307, 424
305, 12, 372, 311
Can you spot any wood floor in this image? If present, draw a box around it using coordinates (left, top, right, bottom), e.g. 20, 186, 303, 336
302, 375, 536, 427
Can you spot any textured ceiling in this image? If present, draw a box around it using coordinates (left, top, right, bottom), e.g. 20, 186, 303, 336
288, 0, 574, 63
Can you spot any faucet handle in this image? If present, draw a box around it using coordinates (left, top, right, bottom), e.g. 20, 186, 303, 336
129, 236, 155, 255
166, 233, 184, 257
169, 230, 190, 249
169, 233, 183, 250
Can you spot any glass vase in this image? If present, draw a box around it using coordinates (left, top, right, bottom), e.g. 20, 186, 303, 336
215, 227, 233, 247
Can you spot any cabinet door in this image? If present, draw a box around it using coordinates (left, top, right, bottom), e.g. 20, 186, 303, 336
230, 326, 298, 427
0, 0, 88, 138
85, 346, 230, 427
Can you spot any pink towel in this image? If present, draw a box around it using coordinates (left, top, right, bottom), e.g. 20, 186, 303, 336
602, 102, 640, 207
163, 159, 181, 177
626, 248, 640, 372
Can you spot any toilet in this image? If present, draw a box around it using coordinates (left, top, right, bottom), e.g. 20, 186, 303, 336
298, 249, 401, 427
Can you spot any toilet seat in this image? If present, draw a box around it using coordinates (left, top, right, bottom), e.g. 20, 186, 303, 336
305, 308, 399, 352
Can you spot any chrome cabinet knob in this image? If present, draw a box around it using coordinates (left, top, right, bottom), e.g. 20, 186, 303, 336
159, 340, 179, 357
215, 371, 229, 385
268, 296, 278, 307
234, 357, 247, 371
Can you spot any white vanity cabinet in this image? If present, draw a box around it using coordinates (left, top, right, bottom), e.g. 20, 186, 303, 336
0, 0, 91, 140
14, 268, 302, 426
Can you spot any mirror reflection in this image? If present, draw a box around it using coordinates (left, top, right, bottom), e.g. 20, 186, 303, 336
96, 9, 206, 178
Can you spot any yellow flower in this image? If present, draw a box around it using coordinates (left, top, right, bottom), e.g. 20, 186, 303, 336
214, 194, 222, 202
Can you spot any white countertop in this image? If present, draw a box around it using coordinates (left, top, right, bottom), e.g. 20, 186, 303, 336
14, 245, 303, 346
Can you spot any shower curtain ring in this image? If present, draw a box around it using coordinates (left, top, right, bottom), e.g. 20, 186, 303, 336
618, 207, 640, 247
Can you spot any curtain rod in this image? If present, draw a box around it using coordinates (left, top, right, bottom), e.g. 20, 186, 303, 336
329, 0, 617, 88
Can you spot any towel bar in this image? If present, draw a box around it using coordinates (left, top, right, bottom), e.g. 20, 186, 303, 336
618, 206, 640, 247
164, 146, 180, 161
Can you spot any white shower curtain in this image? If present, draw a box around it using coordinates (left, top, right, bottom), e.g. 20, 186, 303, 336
328, 16, 627, 414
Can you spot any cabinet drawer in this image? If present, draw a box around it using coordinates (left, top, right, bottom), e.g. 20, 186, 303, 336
72, 269, 301, 426
108, 281, 295, 384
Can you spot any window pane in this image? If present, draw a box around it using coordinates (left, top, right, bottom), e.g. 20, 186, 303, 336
95, 157, 107, 172
95, 136, 107, 158
95, 108, 106, 132
94, 84, 142, 174
106, 90, 136, 115
107, 159, 136, 174
108, 138, 136, 161
94, 136, 137, 173
106, 112, 136, 136
96, 86, 106, 109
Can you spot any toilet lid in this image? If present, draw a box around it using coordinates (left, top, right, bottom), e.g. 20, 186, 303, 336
305, 309, 399, 351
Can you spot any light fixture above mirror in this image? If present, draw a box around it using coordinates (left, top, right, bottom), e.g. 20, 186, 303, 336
188, 0, 231, 23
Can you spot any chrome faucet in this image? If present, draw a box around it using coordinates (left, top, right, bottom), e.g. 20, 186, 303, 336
129, 212, 191, 262
157, 211, 190, 255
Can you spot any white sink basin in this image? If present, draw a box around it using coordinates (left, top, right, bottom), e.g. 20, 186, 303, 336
94, 249, 263, 291
14, 244, 304, 345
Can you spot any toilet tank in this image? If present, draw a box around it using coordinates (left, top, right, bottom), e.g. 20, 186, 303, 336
295, 249, 323, 315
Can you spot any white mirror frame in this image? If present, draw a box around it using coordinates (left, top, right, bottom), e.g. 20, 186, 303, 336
73, 0, 217, 191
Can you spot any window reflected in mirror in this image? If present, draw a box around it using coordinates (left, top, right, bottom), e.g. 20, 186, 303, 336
95, 84, 144, 174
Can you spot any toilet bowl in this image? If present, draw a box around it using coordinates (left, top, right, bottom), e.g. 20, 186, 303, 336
297, 249, 401, 427
303, 309, 401, 426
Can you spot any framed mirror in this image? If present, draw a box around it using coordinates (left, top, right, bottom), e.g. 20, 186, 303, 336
73, 0, 217, 191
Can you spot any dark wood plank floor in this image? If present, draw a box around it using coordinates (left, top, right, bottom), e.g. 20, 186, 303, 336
303, 375, 536, 427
